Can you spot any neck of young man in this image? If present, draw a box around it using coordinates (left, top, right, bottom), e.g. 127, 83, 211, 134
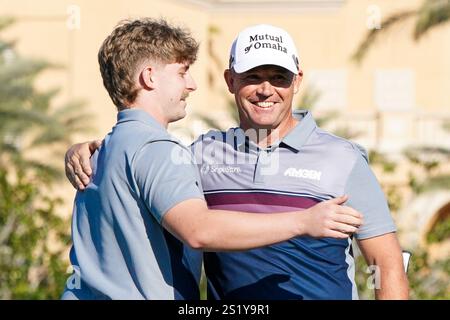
240, 115, 298, 149
129, 97, 169, 129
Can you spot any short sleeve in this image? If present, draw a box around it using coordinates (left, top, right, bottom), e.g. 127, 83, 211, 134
133, 140, 205, 224
345, 154, 397, 240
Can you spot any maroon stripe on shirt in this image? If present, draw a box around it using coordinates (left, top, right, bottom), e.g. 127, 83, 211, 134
205, 192, 320, 209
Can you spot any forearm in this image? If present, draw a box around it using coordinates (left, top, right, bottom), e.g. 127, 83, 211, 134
375, 263, 409, 300
164, 197, 360, 251
191, 208, 304, 251
358, 233, 410, 300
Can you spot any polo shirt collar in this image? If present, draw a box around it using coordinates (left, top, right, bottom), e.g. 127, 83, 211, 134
235, 109, 317, 152
116, 108, 166, 131
281, 110, 317, 151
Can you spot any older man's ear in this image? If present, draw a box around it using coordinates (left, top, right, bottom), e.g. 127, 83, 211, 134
293, 70, 303, 94
224, 69, 235, 94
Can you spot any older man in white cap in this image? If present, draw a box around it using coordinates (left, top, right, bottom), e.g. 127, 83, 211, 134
65, 24, 409, 300
189, 24, 408, 300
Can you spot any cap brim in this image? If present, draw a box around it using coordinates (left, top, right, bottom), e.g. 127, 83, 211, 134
233, 56, 298, 74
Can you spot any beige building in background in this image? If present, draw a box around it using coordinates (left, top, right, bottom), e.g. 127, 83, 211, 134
1, 0, 449, 250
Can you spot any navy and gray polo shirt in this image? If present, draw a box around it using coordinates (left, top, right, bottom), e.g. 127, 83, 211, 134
191, 110, 396, 300
62, 109, 204, 300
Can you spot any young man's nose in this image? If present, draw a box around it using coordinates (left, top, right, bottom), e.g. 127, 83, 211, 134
186, 72, 197, 91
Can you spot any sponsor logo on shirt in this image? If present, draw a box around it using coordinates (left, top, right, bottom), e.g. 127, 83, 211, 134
284, 168, 322, 181
201, 164, 241, 175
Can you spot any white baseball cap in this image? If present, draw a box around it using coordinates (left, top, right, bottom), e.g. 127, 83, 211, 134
229, 24, 300, 74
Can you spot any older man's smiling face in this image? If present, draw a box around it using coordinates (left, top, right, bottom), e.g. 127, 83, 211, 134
225, 65, 302, 132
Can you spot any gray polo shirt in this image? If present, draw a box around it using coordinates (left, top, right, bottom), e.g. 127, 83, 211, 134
191, 110, 396, 300
62, 109, 204, 300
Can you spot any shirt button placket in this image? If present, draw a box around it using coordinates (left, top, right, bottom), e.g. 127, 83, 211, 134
254, 150, 271, 184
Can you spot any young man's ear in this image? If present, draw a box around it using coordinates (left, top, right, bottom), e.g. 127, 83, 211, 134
140, 66, 156, 90
224, 69, 235, 94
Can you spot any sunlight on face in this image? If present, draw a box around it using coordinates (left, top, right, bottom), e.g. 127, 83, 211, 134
227, 65, 301, 132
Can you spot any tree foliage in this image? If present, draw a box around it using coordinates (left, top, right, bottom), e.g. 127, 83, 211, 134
352, 0, 450, 63
0, 16, 93, 299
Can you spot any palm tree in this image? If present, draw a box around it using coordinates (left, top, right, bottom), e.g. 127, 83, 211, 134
352, 0, 450, 63
0, 16, 93, 298
351, 0, 450, 247
0, 18, 93, 180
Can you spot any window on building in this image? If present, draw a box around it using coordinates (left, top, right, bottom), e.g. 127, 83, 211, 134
374, 69, 415, 111
307, 69, 347, 111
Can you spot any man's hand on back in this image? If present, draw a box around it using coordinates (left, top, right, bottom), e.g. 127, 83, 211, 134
65, 139, 101, 190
